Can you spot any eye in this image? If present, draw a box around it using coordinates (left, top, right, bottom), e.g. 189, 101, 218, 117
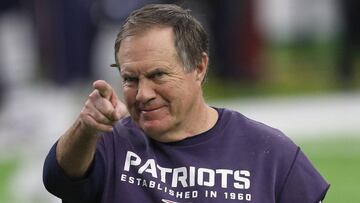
149, 70, 165, 79
122, 75, 138, 85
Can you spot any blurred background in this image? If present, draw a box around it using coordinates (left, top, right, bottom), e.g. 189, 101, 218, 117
0, 0, 359, 202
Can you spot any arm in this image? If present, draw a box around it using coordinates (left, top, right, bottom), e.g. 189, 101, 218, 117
56, 80, 127, 179
278, 148, 330, 203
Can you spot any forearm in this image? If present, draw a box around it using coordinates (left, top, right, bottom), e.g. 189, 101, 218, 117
54, 80, 125, 179
56, 119, 100, 179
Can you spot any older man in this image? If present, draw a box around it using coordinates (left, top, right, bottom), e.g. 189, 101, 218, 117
43, 4, 329, 203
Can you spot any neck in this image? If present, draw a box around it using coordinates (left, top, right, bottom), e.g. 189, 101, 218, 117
159, 99, 218, 143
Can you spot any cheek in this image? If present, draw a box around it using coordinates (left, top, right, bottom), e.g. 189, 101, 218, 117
164, 81, 198, 109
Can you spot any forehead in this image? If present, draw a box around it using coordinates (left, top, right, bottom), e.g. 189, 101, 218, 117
118, 26, 179, 67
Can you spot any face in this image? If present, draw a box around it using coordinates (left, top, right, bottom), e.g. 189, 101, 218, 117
117, 27, 207, 141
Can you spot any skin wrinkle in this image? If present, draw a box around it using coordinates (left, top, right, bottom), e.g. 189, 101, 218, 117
117, 25, 187, 71
117, 26, 216, 142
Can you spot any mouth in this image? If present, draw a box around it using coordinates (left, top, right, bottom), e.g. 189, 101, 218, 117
139, 106, 165, 113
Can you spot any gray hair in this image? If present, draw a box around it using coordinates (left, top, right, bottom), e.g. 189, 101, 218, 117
113, 4, 209, 72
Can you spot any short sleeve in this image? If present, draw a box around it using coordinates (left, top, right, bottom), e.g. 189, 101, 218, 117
43, 142, 105, 203
278, 148, 330, 203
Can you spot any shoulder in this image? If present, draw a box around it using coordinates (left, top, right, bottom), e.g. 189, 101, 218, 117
220, 108, 297, 149
217, 107, 300, 172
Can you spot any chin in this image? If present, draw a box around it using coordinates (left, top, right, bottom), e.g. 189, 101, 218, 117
140, 121, 172, 141
141, 121, 165, 134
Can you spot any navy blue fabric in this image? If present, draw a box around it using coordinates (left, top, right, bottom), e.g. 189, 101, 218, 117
43, 108, 329, 202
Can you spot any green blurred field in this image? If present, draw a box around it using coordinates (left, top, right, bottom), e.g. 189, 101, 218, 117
1, 137, 359, 203
298, 137, 360, 203
0, 157, 19, 203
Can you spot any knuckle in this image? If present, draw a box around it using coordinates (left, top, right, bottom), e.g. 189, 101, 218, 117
104, 108, 114, 117
96, 115, 110, 125
97, 102, 114, 117
84, 100, 94, 112
79, 109, 89, 119
80, 106, 93, 118
79, 115, 95, 131
88, 90, 99, 101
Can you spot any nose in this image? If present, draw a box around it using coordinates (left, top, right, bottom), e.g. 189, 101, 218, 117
135, 79, 156, 103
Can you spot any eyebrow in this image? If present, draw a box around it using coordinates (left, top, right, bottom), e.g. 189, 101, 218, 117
120, 71, 135, 78
146, 67, 168, 76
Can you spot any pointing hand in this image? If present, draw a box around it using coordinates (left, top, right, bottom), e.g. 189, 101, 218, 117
79, 80, 128, 134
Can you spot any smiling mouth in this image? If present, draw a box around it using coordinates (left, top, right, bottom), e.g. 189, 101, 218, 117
139, 106, 164, 113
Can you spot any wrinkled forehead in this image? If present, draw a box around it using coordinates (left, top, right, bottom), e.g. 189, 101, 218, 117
121, 23, 167, 39
118, 24, 174, 52
113, 24, 173, 67
117, 27, 180, 66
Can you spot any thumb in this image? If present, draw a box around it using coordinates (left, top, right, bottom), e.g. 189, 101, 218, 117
112, 100, 128, 121
93, 80, 113, 101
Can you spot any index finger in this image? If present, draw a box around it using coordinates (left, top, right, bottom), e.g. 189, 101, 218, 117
93, 80, 113, 100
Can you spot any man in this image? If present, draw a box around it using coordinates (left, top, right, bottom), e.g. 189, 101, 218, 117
43, 4, 329, 203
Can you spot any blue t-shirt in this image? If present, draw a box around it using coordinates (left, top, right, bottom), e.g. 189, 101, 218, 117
43, 108, 329, 202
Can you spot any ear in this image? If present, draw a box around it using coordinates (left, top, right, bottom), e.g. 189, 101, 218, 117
195, 52, 209, 84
